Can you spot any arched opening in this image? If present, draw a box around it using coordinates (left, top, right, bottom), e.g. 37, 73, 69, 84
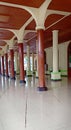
68, 42, 71, 77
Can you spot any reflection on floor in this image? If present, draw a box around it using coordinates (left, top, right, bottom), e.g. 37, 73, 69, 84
0, 75, 71, 130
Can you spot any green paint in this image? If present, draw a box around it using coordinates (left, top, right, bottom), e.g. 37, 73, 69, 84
60, 70, 67, 72
51, 72, 61, 74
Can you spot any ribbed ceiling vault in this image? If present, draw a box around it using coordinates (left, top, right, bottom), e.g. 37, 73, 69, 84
0, 0, 71, 53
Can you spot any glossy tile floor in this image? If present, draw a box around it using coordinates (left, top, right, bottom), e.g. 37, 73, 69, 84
0, 75, 71, 130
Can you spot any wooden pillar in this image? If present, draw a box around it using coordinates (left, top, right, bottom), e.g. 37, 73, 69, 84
37, 29, 47, 91
0, 57, 1, 74
5, 53, 9, 77
18, 43, 26, 83
10, 49, 15, 79
1, 56, 4, 76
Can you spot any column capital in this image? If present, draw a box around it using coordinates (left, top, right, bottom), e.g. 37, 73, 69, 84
18, 40, 23, 43
52, 30, 59, 33
18, 42, 23, 45
17, 30, 24, 43
27, 45, 30, 48
3, 45, 9, 54
1, 50, 4, 56
9, 46, 14, 50
36, 25, 45, 30
9, 43, 14, 50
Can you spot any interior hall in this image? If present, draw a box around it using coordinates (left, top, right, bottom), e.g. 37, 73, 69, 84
0, 0, 71, 130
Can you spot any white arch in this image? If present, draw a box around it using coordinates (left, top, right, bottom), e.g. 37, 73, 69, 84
0, 0, 52, 29
0, 0, 52, 44
0, 1, 37, 22
0, 28, 19, 42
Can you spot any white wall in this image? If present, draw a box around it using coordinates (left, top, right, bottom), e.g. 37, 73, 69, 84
45, 41, 70, 75
58, 41, 69, 71
45, 47, 53, 70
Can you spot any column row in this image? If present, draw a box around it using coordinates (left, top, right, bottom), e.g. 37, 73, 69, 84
0, 44, 26, 83
0, 29, 61, 91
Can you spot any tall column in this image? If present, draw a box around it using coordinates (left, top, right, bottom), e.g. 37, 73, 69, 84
18, 43, 26, 83
1, 56, 4, 76
5, 53, 9, 77
10, 49, 15, 80
36, 40, 39, 77
14, 51, 20, 75
51, 30, 61, 80
26, 45, 32, 76
0, 57, 1, 74
37, 29, 47, 91
32, 52, 34, 74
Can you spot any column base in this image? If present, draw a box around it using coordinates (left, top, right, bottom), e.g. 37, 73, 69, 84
11, 77, 16, 80
6, 75, 9, 78
37, 86, 48, 91
16, 70, 20, 75
0, 73, 5, 76
51, 72, 61, 81
26, 75, 32, 77
2, 74, 5, 76
32, 71, 35, 75
60, 70, 67, 76
16, 72, 20, 75
0, 73, 3, 76
20, 80, 26, 83
26, 70, 32, 77
36, 71, 38, 78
